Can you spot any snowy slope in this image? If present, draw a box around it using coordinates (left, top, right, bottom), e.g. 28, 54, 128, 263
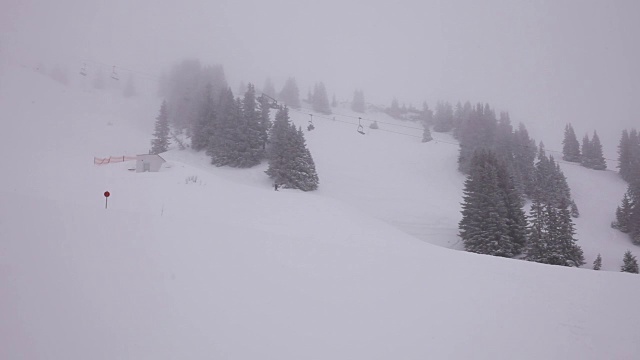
2, 65, 640, 360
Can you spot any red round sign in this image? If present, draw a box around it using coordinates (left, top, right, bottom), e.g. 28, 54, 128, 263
104, 191, 110, 198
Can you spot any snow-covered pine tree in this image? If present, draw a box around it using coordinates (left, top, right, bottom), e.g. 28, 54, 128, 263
150, 100, 171, 154
351, 89, 365, 113
208, 87, 239, 166
613, 192, 633, 233
617, 129, 632, 181
191, 83, 216, 151
331, 94, 338, 108
590, 131, 607, 170
581, 134, 593, 168
621, 250, 639, 273
236, 83, 265, 167
433, 101, 454, 132
257, 94, 272, 151
312, 82, 331, 115
421, 124, 432, 142
593, 254, 602, 270
525, 150, 584, 267
512, 123, 537, 198
628, 182, 640, 244
562, 123, 581, 162
279, 77, 300, 109
265, 107, 319, 191
459, 150, 522, 257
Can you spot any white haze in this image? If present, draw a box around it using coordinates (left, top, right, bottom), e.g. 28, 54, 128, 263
1, 0, 639, 154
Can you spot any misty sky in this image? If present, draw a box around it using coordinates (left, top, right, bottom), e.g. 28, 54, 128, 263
2, 0, 639, 155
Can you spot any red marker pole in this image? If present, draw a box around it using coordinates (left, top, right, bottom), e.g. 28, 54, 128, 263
104, 191, 110, 209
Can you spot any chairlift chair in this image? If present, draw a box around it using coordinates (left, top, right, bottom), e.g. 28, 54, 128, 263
111, 66, 119, 81
308, 114, 315, 131
357, 117, 365, 135
79, 63, 87, 76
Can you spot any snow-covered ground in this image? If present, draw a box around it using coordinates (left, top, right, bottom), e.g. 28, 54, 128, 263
2, 64, 640, 359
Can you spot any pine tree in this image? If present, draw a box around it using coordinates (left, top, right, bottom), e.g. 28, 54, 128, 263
617, 129, 631, 181
525, 151, 584, 267
581, 134, 592, 168
590, 131, 607, 170
191, 83, 216, 151
613, 192, 633, 233
150, 101, 171, 154
208, 88, 239, 166
266, 107, 319, 191
421, 124, 432, 143
351, 89, 365, 113
237, 83, 265, 167
459, 150, 525, 257
621, 250, 639, 273
331, 94, 338, 108
312, 82, 331, 114
279, 77, 300, 109
593, 254, 602, 270
433, 101, 454, 132
562, 123, 581, 162
257, 94, 272, 151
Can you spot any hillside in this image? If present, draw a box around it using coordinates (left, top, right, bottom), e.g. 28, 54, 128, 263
1, 64, 640, 359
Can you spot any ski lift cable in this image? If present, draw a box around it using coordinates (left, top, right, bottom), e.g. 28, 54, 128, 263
76, 60, 621, 163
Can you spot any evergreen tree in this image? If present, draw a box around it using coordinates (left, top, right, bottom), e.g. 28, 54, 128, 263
562, 123, 581, 162
590, 131, 607, 170
257, 94, 272, 150
266, 107, 319, 191
387, 98, 402, 119
525, 150, 584, 267
150, 100, 171, 154
512, 123, 537, 198
459, 150, 526, 257
312, 82, 331, 114
237, 83, 265, 167
580, 134, 592, 168
208, 88, 240, 166
191, 83, 216, 151
621, 250, 639, 273
351, 89, 365, 113
123, 74, 136, 97
433, 101, 454, 132
331, 94, 338, 108
618, 129, 640, 183
613, 192, 633, 233
279, 77, 300, 109
593, 254, 602, 270
628, 182, 640, 244
421, 124, 432, 143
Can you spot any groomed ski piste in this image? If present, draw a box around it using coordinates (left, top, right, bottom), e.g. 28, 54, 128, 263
2, 63, 639, 359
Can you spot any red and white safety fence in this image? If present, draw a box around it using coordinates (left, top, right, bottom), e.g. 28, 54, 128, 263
94, 155, 137, 165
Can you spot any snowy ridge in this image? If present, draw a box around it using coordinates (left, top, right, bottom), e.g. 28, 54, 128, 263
1, 65, 640, 359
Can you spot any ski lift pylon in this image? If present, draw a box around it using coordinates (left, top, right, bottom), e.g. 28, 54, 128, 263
357, 117, 365, 135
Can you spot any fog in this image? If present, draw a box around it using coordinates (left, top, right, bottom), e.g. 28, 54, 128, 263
2, 0, 638, 155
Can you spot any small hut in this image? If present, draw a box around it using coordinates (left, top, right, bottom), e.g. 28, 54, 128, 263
136, 154, 165, 172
